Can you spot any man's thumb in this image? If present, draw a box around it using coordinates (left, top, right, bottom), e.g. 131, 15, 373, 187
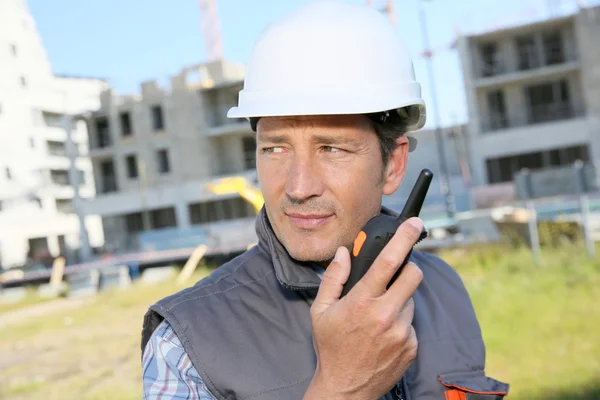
311, 246, 351, 316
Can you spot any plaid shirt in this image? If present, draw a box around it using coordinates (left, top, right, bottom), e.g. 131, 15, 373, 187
142, 320, 217, 399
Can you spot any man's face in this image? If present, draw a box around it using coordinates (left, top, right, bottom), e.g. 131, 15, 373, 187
256, 114, 408, 264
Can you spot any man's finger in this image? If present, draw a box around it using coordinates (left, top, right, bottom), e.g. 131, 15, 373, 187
356, 217, 423, 297
385, 262, 423, 307
311, 247, 351, 317
396, 296, 416, 328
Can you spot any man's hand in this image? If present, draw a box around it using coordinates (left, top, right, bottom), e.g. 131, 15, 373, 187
304, 217, 424, 400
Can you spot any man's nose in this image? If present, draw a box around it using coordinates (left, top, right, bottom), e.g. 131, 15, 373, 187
285, 155, 324, 201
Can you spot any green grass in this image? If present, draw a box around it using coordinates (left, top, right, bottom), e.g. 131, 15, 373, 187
1, 245, 599, 399
437, 242, 600, 399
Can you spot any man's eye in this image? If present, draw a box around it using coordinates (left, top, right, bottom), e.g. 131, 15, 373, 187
262, 147, 285, 153
322, 146, 344, 153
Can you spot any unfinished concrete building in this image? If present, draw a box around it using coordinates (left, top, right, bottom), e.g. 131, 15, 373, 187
457, 6, 600, 207
82, 60, 261, 253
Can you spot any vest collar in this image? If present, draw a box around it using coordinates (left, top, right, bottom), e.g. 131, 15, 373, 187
255, 205, 400, 291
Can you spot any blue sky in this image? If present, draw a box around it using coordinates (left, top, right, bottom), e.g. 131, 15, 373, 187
28, 0, 590, 129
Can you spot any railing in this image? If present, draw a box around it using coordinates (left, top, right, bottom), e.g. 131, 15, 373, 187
100, 176, 118, 194
50, 173, 70, 186
56, 200, 74, 214
480, 59, 507, 78
47, 143, 67, 157
481, 102, 585, 133
477, 43, 578, 79
98, 132, 112, 149
90, 131, 112, 150
42, 112, 64, 129
527, 102, 577, 124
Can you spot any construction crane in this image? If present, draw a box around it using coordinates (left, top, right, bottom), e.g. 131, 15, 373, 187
199, 0, 396, 62
367, 0, 396, 25
199, 0, 224, 61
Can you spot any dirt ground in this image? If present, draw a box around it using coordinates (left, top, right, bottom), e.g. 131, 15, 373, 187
0, 269, 209, 400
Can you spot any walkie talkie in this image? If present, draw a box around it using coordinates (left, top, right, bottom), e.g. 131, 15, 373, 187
340, 168, 433, 298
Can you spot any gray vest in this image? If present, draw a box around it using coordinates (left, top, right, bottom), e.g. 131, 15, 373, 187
141, 207, 509, 400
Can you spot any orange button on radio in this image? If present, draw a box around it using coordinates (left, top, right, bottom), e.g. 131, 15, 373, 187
353, 231, 367, 257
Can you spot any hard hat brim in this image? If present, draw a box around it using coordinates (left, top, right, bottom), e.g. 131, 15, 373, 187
227, 83, 427, 132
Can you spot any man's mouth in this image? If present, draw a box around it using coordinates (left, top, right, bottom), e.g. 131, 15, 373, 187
285, 212, 334, 229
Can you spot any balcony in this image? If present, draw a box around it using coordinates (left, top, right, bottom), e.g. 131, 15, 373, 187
481, 102, 585, 133
36, 125, 88, 145
98, 176, 119, 194
47, 147, 66, 157
527, 102, 578, 124
89, 140, 113, 157
477, 116, 591, 163
479, 58, 507, 78
474, 39, 579, 87
89, 116, 113, 156
475, 60, 579, 88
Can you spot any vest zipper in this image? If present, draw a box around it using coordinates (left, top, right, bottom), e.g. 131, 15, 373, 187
392, 379, 406, 400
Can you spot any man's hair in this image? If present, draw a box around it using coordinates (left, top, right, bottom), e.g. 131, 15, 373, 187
367, 106, 417, 170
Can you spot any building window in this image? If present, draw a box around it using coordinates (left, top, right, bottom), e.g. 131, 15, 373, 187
125, 212, 145, 233
156, 149, 170, 174
10, 43, 17, 57
486, 90, 508, 131
20, 76, 27, 87
95, 117, 111, 148
485, 144, 590, 184
516, 34, 539, 71
542, 30, 565, 65
524, 79, 572, 124
100, 159, 118, 193
189, 197, 255, 225
5, 167, 12, 180
150, 207, 177, 229
125, 154, 138, 178
42, 111, 64, 128
55, 199, 73, 214
243, 136, 257, 170
120, 111, 133, 136
151, 105, 164, 131
479, 42, 502, 77
47, 140, 66, 156
50, 169, 70, 186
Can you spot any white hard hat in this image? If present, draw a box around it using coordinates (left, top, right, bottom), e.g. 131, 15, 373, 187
227, 0, 426, 135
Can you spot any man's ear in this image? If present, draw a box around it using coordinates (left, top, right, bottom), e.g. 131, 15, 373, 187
382, 135, 409, 195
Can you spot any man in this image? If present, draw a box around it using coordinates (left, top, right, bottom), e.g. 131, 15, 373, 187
141, 2, 509, 399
